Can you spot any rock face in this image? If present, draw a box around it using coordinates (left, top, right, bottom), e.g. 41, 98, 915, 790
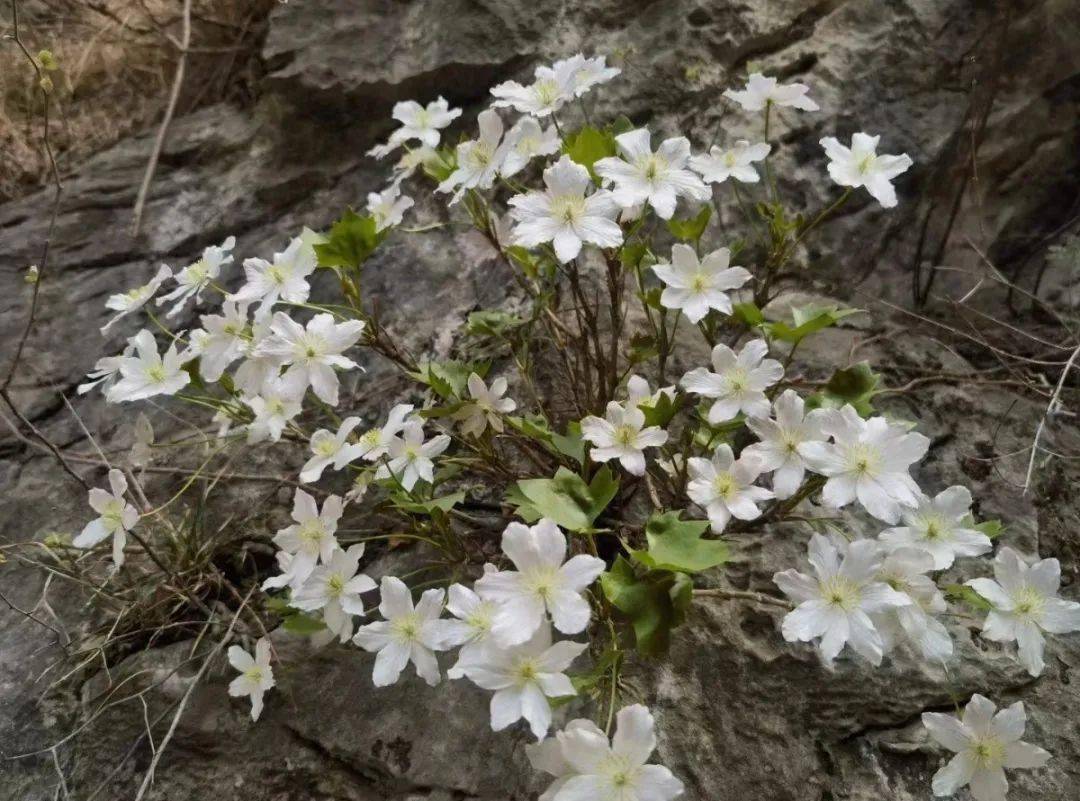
2, 1, 1079, 800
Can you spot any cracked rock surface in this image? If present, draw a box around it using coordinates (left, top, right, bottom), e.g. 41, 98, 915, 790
1, 1, 1079, 799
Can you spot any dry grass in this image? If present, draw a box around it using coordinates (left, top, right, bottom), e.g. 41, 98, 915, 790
0, 0, 276, 203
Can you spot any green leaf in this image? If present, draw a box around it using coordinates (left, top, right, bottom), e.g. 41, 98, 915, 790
409, 360, 488, 400
601, 556, 693, 656
506, 416, 585, 465
421, 146, 458, 183
764, 305, 862, 345
973, 518, 1004, 540
642, 286, 664, 311
665, 205, 712, 243
281, 612, 327, 635
638, 392, 679, 428
628, 332, 658, 365
732, 301, 765, 327
609, 115, 635, 137
466, 310, 525, 339
944, 584, 993, 612
391, 491, 466, 515
620, 243, 647, 271
503, 482, 542, 523
562, 126, 617, 180
809, 362, 881, 416
512, 466, 618, 532
632, 511, 729, 573
314, 208, 386, 271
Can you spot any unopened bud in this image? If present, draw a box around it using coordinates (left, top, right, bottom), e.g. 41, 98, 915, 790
25, 264, 40, 284
38, 49, 59, 71
39, 75, 54, 94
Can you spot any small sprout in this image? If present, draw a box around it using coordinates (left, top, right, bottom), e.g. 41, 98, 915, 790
37, 49, 59, 71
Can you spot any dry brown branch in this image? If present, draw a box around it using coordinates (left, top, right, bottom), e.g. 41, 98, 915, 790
130, 0, 192, 236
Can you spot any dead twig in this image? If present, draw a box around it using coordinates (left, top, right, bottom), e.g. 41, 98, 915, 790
1023, 342, 1080, 495
130, 0, 192, 236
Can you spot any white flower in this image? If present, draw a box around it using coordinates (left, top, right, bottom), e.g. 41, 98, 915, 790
300, 416, 364, 484
232, 316, 278, 395
686, 444, 773, 532
820, 133, 913, 208
354, 403, 414, 462
454, 372, 517, 437
452, 621, 585, 739
501, 116, 561, 178
375, 420, 450, 491
689, 140, 771, 184
490, 60, 577, 117
390, 144, 438, 185
157, 236, 235, 317
227, 638, 275, 721
437, 109, 513, 202
352, 576, 450, 687
626, 375, 675, 409
556, 53, 620, 97
799, 404, 929, 524
922, 694, 1050, 801
651, 243, 751, 323
78, 340, 135, 395
344, 471, 373, 505
291, 543, 377, 642
774, 534, 911, 665
254, 312, 365, 406
966, 546, 1080, 676
475, 518, 605, 646
106, 330, 190, 403
442, 578, 499, 678
130, 412, 154, 468
878, 486, 991, 569
100, 264, 172, 334
229, 236, 317, 313
508, 155, 622, 263
723, 72, 819, 112
580, 401, 668, 476
368, 96, 461, 158
72, 468, 139, 567
743, 389, 827, 499
680, 339, 783, 423
550, 704, 685, 801
193, 301, 250, 382
242, 374, 304, 444
872, 547, 953, 662
262, 490, 343, 590
527, 719, 606, 801
594, 129, 709, 220
366, 184, 414, 231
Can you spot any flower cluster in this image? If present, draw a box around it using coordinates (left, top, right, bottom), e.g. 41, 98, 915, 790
67, 53, 1074, 801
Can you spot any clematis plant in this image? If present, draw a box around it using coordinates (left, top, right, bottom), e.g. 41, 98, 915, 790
57, 53, 1072, 801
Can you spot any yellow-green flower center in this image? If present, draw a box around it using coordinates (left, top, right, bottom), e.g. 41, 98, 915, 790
613, 424, 637, 447
392, 613, 421, 642
820, 575, 860, 611
550, 194, 586, 225
712, 472, 736, 500
970, 737, 1005, 769
534, 79, 560, 106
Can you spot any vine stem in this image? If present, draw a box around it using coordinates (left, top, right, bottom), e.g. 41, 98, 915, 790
2, 0, 64, 394
693, 588, 792, 609
794, 187, 853, 247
